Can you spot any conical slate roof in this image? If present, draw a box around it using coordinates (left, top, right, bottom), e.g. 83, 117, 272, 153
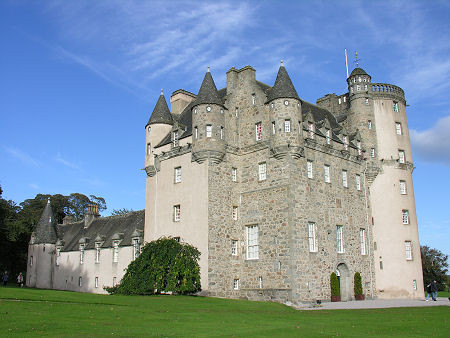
146, 90, 173, 126
349, 67, 368, 77
193, 69, 224, 107
267, 63, 300, 102
34, 198, 57, 244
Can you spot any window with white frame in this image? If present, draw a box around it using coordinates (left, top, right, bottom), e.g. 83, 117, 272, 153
358, 76, 362, 82
395, 122, 402, 135
252, 94, 256, 105
398, 150, 405, 163
258, 276, 263, 289
371, 148, 375, 158
308, 122, 314, 139
255, 122, 262, 141
413, 279, 417, 290
324, 165, 330, 183
232, 206, 238, 220
133, 238, 140, 260
405, 241, 412, 260
246, 225, 259, 259
258, 162, 267, 181
56, 247, 61, 266
79, 276, 82, 287
147, 143, 151, 156
364, 84, 368, 91
173, 131, 179, 147
231, 167, 237, 182
272, 121, 276, 134
360, 229, 366, 255
343, 135, 348, 150
400, 180, 407, 195
194, 126, 198, 139
342, 170, 348, 187
336, 225, 344, 253
95, 242, 101, 263
233, 279, 239, 290
325, 129, 331, 144
231, 240, 238, 256
368, 120, 372, 129
113, 241, 119, 263
95, 277, 98, 288
357, 141, 362, 155
284, 119, 291, 133
357, 84, 361, 91
393, 101, 399, 112
113, 277, 117, 287
80, 244, 85, 264
174, 205, 181, 222
206, 125, 212, 138
308, 222, 317, 252
307, 160, 313, 179
356, 174, 361, 191
402, 210, 409, 224
220, 126, 224, 139
365, 98, 369, 105
338, 98, 342, 104
174, 167, 182, 183
343, 96, 346, 102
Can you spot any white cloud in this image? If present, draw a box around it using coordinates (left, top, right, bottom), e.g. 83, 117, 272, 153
56, 153, 83, 172
3, 146, 40, 167
29, 183, 40, 190
410, 116, 450, 165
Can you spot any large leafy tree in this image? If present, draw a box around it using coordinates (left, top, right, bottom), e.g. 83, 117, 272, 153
421, 245, 448, 290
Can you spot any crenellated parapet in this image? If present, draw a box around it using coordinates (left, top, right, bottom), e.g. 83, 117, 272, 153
371, 83, 405, 104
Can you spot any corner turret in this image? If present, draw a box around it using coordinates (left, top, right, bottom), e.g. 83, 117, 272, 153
33, 198, 57, 244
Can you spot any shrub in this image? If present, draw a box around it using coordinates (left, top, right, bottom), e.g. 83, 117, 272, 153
330, 272, 340, 296
354, 272, 363, 296
105, 237, 201, 295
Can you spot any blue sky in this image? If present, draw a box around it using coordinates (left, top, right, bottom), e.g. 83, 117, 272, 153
1, 1, 449, 257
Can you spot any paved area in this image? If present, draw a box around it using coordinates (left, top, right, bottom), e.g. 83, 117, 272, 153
296, 297, 450, 310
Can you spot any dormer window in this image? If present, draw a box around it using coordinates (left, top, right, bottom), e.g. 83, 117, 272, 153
95, 242, 101, 263
308, 122, 314, 139
80, 244, 85, 264
343, 135, 348, 150
338, 98, 342, 104
173, 131, 179, 147
325, 129, 331, 144
358, 76, 362, 82
113, 241, 120, 263
56, 247, 61, 266
357, 141, 362, 155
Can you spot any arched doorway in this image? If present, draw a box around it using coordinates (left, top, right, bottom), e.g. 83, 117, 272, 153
336, 263, 351, 301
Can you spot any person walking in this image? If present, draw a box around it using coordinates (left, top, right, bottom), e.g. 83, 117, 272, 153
425, 282, 432, 301
2, 271, 8, 286
430, 280, 438, 301
17, 272, 24, 287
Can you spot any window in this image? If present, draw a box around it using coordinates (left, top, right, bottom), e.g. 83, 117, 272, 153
258, 162, 267, 181
364, 84, 368, 91
80, 244, 85, 264
357, 84, 361, 91
78, 277, 82, 287
56, 248, 61, 266
338, 98, 342, 104
233, 279, 239, 290
358, 76, 362, 82
413, 279, 417, 290
400, 180, 407, 195
147, 143, 151, 156
405, 241, 412, 260
232, 206, 238, 220
173, 131, 179, 147
113, 277, 117, 287
307, 160, 313, 179
133, 238, 140, 260
174, 205, 181, 222
308, 122, 314, 139
343, 96, 346, 102
231, 240, 238, 256
258, 276, 263, 289
308, 222, 317, 252
371, 148, 375, 158
324, 165, 330, 183
95, 243, 101, 263
220, 126, 224, 139
395, 122, 402, 135
350, 87, 354, 94
232, 168, 237, 182
113, 241, 119, 263
398, 150, 405, 163
95, 277, 98, 288
173, 237, 180, 242
252, 94, 256, 105
360, 229, 366, 255
336, 225, 344, 253
30, 256, 33, 266
393, 101, 399, 112
194, 126, 198, 139
357, 141, 362, 155
368, 120, 372, 130
284, 119, 291, 133
343, 135, 348, 150
272, 121, 276, 135
206, 125, 212, 138
174, 167, 182, 183
402, 210, 409, 224
255, 122, 262, 140
325, 129, 331, 144
365, 98, 369, 105
356, 174, 361, 191
342, 170, 348, 187
363, 77, 367, 82
246, 225, 259, 259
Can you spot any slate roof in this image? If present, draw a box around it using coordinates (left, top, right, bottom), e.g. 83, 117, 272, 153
193, 70, 224, 107
301, 101, 340, 129
56, 210, 145, 252
146, 91, 173, 127
349, 67, 368, 77
34, 199, 57, 244
266, 64, 300, 102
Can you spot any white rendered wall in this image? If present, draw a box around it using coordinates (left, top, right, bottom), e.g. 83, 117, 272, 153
26, 244, 55, 289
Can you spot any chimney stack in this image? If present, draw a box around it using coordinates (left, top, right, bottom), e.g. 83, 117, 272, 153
84, 204, 100, 228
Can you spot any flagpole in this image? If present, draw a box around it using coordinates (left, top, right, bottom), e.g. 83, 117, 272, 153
345, 48, 349, 79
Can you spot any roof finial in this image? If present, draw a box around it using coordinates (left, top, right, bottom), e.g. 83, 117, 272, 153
280, 59, 284, 67
354, 51, 360, 68
160, 88, 164, 95
207, 66, 210, 73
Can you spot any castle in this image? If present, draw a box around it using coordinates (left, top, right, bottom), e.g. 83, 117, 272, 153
27, 62, 424, 303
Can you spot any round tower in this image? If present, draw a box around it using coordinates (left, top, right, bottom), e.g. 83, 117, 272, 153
192, 68, 226, 163
267, 61, 303, 159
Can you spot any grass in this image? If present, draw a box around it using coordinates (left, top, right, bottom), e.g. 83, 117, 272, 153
0, 287, 448, 337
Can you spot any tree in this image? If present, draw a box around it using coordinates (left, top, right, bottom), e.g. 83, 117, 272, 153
421, 245, 448, 291
105, 237, 201, 295
354, 272, 363, 296
330, 272, 340, 297
111, 208, 134, 216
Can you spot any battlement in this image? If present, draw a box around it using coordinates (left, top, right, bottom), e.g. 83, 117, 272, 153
371, 83, 405, 103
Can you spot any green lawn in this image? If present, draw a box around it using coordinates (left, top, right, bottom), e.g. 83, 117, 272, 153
0, 287, 448, 337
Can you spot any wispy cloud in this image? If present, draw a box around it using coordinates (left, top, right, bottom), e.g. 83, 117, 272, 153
56, 152, 83, 172
410, 116, 450, 165
29, 183, 40, 190
3, 146, 40, 167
